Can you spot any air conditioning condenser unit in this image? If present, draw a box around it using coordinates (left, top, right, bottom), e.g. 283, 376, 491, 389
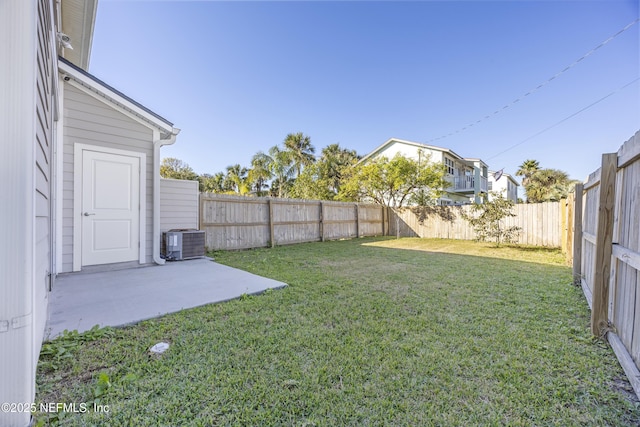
162, 230, 205, 261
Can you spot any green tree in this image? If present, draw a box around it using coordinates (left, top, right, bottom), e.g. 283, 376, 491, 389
318, 143, 359, 195
225, 164, 250, 195
289, 162, 335, 200
290, 144, 359, 201
198, 172, 229, 193
248, 152, 273, 196
283, 132, 315, 178
339, 154, 447, 207
160, 157, 198, 181
461, 191, 521, 246
515, 159, 540, 188
526, 168, 579, 203
268, 145, 294, 198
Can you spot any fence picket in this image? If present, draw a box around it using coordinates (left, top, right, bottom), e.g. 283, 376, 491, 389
573, 130, 640, 399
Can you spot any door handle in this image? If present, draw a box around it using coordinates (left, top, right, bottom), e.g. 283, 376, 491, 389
83, 212, 96, 216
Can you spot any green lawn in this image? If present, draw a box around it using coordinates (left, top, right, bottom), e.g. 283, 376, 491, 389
35, 237, 639, 426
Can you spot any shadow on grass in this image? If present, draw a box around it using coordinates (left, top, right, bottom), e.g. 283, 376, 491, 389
358, 236, 566, 267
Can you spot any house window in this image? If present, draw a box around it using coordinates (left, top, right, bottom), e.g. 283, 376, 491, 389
488, 181, 493, 191
444, 158, 454, 175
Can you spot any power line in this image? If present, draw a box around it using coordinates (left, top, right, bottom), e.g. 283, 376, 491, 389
485, 77, 640, 161
425, 18, 640, 144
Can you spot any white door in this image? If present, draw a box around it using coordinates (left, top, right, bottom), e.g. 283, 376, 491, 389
81, 150, 140, 266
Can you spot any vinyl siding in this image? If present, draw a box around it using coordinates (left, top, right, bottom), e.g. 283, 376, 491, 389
160, 178, 199, 232
0, 0, 54, 424
34, 0, 53, 354
62, 83, 155, 272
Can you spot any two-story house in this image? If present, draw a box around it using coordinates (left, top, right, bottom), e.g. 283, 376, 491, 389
359, 138, 490, 205
488, 171, 519, 202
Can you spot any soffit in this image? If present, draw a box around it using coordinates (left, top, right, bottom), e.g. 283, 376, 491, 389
60, 0, 98, 70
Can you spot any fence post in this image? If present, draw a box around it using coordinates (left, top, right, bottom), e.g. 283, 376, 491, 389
564, 195, 573, 262
319, 201, 324, 242
560, 198, 567, 253
591, 153, 617, 337
268, 199, 275, 248
572, 183, 583, 284
355, 203, 360, 238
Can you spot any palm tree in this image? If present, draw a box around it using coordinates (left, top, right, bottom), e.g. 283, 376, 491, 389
515, 159, 540, 188
225, 164, 249, 195
526, 168, 576, 203
319, 143, 359, 194
248, 151, 273, 196
283, 132, 315, 178
268, 145, 294, 198
198, 172, 227, 193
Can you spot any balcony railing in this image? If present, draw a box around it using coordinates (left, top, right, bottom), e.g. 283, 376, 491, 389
479, 176, 487, 192
453, 175, 488, 192
454, 176, 474, 191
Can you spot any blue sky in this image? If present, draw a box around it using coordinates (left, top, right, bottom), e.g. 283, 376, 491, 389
90, 0, 639, 193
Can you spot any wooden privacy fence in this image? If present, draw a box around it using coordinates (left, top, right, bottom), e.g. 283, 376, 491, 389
573, 130, 640, 397
389, 202, 565, 247
199, 194, 385, 250
200, 193, 569, 250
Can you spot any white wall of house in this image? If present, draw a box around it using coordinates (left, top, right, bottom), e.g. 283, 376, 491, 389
488, 172, 519, 202
373, 140, 446, 164
1, 0, 55, 425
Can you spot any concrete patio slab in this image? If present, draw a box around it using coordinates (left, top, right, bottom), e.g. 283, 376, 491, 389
46, 258, 286, 339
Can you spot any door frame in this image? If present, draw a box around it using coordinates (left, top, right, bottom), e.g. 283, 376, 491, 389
73, 143, 146, 272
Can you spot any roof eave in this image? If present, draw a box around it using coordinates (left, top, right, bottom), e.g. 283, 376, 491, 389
359, 138, 465, 164
59, 57, 177, 137
60, 0, 98, 70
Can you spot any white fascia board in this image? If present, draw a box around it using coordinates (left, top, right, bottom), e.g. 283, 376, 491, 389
80, 0, 98, 69
388, 139, 467, 161
58, 61, 175, 137
358, 138, 399, 164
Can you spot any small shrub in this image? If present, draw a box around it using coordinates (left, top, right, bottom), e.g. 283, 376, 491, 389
461, 192, 521, 246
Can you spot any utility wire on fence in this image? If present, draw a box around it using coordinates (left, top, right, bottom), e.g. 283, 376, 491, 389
485, 77, 640, 161
425, 18, 640, 144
